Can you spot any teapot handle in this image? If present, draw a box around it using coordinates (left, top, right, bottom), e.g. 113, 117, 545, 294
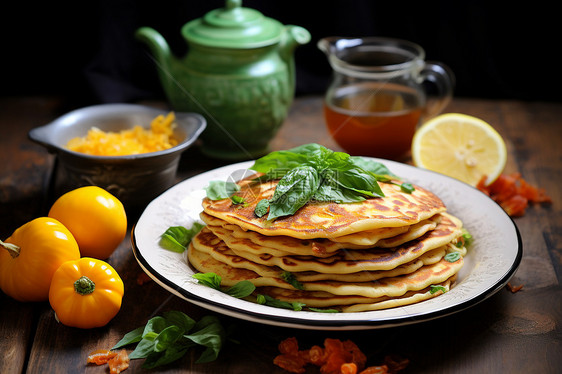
419, 62, 455, 119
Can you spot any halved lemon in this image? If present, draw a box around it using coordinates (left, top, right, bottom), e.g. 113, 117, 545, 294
412, 113, 507, 186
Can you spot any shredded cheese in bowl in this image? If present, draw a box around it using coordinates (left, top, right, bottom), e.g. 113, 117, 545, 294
66, 112, 179, 156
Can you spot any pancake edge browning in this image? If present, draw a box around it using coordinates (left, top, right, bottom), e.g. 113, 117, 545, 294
202, 178, 447, 239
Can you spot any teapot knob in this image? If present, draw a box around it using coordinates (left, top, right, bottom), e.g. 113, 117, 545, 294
226, 0, 241, 10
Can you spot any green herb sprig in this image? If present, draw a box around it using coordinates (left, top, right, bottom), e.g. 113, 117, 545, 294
281, 271, 304, 290
250, 144, 389, 220
204, 144, 415, 221
112, 311, 226, 368
455, 228, 473, 248
444, 251, 461, 262
192, 272, 255, 298
256, 294, 305, 311
429, 285, 448, 294
160, 222, 204, 253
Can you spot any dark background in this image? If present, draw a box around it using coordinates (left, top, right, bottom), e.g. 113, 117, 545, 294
4, 0, 558, 108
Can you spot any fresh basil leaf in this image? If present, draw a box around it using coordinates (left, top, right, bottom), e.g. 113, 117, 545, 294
163, 311, 196, 334
268, 165, 320, 221
461, 228, 473, 246
256, 294, 305, 311
254, 199, 270, 217
143, 316, 169, 336
313, 170, 367, 203
333, 165, 385, 198
159, 226, 189, 253
142, 344, 190, 369
400, 182, 415, 194
160, 222, 204, 253
313, 182, 367, 203
281, 271, 304, 290
192, 272, 222, 291
430, 285, 448, 294
154, 325, 183, 353
350, 156, 395, 178
444, 252, 461, 262
194, 273, 255, 299
230, 195, 246, 204
250, 149, 309, 174
185, 316, 225, 364
115, 311, 228, 369
289, 143, 329, 155
205, 180, 240, 200
112, 326, 145, 349
129, 337, 157, 359
224, 280, 256, 298
308, 307, 340, 313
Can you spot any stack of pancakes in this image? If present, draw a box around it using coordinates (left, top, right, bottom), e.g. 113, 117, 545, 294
187, 175, 467, 312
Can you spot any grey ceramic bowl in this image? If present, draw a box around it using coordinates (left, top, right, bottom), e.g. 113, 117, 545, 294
29, 103, 206, 208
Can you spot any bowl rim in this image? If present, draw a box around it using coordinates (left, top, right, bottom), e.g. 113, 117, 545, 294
28, 103, 207, 160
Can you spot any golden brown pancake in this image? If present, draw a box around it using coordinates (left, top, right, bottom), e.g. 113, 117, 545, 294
188, 240, 461, 311
257, 277, 455, 311
192, 213, 462, 274
376, 214, 441, 248
202, 211, 371, 257
189, 233, 448, 283
330, 214, 441, 246
294, 247, 447, 283
202, 177, 447, 239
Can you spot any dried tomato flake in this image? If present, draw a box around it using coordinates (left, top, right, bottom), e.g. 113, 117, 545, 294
108, 349, 130, 374
477, 173, 552, 217
341, 362, 358, 374
343, 340, 367, 370
506, 282, 524, 293
279, 336, 300, 355
274, 338, 405, 374
308, 345, 326, 366
359, 366, 389, 374
86, 349, 117, 365
273, 354, 308, 374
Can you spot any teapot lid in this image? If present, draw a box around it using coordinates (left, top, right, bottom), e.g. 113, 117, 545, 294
182, 0, 283, 49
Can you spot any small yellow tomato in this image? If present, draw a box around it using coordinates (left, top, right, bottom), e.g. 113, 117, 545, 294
49, 257, 124, 329
0, 217, 81, 302
48, 186, 127, 259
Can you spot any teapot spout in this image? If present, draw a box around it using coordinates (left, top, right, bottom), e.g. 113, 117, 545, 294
135, 27, 175, 96
279, 25, 311, 92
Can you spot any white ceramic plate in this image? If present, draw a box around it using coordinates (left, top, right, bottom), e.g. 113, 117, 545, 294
131, 160, 522, 330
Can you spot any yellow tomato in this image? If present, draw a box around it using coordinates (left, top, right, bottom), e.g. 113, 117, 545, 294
49, 257, 124, 329
48, 186, 127, 259
0, 217, 81, 302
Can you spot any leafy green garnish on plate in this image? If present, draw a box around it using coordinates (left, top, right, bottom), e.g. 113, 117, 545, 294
256, 294, 306, 311
429, 285, 448, 294
281, 271, 304, 290
192, 272, 255, 299
159, 222, 204, 253
204, 180, 240, 200
204, 144, 416, 221
444, 251, 461, 262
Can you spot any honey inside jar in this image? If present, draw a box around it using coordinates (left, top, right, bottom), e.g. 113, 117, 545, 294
323, 82, 423, 160
66, 112, 179, 156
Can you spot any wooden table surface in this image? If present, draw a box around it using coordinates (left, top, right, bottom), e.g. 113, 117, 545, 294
1, 96, 561, 373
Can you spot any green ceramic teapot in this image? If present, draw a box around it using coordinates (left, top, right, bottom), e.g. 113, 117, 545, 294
136, 0, 310, 160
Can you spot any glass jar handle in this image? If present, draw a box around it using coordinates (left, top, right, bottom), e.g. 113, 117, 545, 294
419, 62, 455, 118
